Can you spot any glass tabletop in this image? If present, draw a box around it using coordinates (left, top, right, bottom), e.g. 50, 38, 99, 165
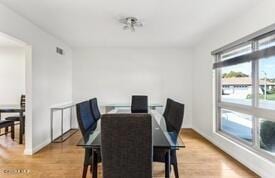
77, 109, 185, 149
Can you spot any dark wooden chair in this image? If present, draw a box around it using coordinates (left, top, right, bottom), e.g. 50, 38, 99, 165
101, 113, 152, 178
153, 98, 185, 178
76, 100, 101, 178
131, 95, 148, 113
0, 120, 14, 140
5, 95, 25, 133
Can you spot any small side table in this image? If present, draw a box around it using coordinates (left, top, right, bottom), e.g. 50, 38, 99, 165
50, 103, 78, 143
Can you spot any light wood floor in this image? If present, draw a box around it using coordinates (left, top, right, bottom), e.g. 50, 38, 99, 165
0, 128, 259, 178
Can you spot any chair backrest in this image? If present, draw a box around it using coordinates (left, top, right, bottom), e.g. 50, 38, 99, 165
101, 114, 152, 178
165, 100, 185, 136
20, 95, 26, 108
89, 98, 101, 120
163, 98, 173, 120
131, 95, 148, 113
76, 101, 97, 137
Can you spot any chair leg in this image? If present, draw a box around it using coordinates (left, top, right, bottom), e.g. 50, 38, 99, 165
173, 163, 179, 178
5, 127, 8, 135
82, 165, 88, 178
90, 164, 93, 173
172, 152, 179, 178
22, 120, 25, 134
11, 124, 15, 140
92, 151, 98, 178
165, 149, 171, 178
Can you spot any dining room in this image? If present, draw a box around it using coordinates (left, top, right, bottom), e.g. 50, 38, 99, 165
1, 0, 275, 177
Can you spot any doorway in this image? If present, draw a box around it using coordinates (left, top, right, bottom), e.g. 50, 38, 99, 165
0, 32, 31, 154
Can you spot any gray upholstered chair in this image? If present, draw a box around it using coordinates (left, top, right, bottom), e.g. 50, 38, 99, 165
165, 99, 185, 136
153, 99, 185, 178
131, 95, 148, 113
101, 113, 152, 178
163, 98, 173, 121
76, 101, 101, 178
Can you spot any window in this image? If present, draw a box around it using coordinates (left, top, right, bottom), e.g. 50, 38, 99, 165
259, 119, 275, 155
258, 33, 275, 50
258, 56, 275, 110
221, 62, 252, 105
221, 44, 252, 61
213, 30, 275, 160
221, 109, 253, 143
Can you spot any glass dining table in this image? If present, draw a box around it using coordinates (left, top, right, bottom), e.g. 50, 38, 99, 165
77, 108, 185, 178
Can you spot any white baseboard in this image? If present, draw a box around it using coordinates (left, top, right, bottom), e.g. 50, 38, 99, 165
182, 124, 192, 128
23, 148, 33, 155
24, 138, 51, 155
192, 126, 275, 178
24, 127, 72, 155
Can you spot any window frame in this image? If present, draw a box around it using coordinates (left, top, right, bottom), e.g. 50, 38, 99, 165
214, 35, 275, 162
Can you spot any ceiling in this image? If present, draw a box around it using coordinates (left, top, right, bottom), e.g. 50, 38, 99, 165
0, 0, 260, 48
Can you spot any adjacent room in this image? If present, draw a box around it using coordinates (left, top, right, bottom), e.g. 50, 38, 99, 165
0, 0, 274, 178
0, 34, 26, 148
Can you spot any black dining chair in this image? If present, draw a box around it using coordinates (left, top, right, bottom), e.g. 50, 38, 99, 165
76, 101, 101, 178
89, 98, 101, 120
153, 99, 185, 178
0, 120, 14, 140
101, 113, 152, 178
131, 95, 148, 113
5, 95, 25, 133
163, 98, 173, 121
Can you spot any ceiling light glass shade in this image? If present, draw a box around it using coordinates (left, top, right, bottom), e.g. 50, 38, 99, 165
123, 26, 129, 30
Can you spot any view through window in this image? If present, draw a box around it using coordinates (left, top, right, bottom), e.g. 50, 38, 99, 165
215, 32, 275, 159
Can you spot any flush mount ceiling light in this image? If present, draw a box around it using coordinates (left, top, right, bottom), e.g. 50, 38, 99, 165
119, 17, 143, 32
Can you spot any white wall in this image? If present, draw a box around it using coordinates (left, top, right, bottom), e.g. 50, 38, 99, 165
193, 1, 275, 177
0, 47, 25, 104
0, 4, 72, 154
73, 48, 193, 128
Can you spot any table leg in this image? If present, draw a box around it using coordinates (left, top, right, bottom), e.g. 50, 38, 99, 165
92, 150, 98, 178
61, 109, 64, 142
19, 111, 23, 144
11, 123, 15, 140
70, 107, 72, 129
50, 109, 53, 142
165, 149, 171, 178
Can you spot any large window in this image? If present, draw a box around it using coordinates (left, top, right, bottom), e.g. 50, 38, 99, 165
214, 31, 275, 160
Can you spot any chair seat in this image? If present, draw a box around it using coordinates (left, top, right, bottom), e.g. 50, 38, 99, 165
0, 120, 14, 128
5, 115, 25, 122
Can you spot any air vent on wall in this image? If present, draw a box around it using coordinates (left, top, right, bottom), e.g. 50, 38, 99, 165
56, 47, 64, 55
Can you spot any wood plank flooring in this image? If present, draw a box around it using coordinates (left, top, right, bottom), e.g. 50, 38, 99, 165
0, 128, 259, 178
